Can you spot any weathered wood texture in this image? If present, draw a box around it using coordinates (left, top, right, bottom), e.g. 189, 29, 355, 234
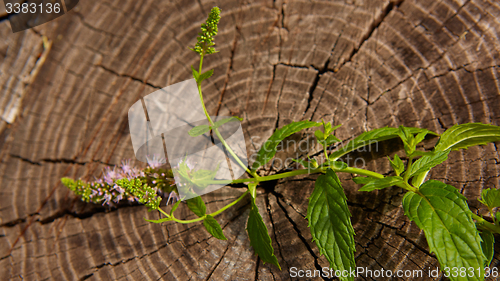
1, 0, 500, 280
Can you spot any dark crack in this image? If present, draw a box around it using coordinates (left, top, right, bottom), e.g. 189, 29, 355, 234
265, 194, 289, 272
262, 64, 277, 114
254, 256, 260, 281
38, 207, 109, 224
1, 217, 28, 227
339, 0, 404, 70
274, 196, 332, 281
204, 243, 231, 281
10, 154, 115, 167
96, 64, 162, 90
79, 273, 93, 281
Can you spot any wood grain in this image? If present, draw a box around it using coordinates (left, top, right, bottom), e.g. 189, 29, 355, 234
1, 0, 499, 280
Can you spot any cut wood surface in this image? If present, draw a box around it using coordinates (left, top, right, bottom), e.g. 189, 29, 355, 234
1, 0, 500, 280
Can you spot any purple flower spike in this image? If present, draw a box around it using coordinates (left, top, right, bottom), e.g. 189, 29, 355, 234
121, 159, 133, 174
102, 193, 112, 205
103, 166, 122, 185
146, 154, 167, 168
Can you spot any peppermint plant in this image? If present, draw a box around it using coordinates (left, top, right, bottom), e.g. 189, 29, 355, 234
62, 7, 500, 280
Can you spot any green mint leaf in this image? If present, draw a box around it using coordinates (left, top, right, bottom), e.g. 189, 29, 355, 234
398, 126, 417, 155
409, 150, 435, 157
327, 124, 342, 135
186, 196, 206, 217
435, 123, 500, 151
405, 150, 450, 180
213, 116, 243, 129
307, 169, 355, 281
403, 180, 486, 280
479, 188, 500, 208
247, 201, 281, 269
480, 229, 494, 267
325, 134, 341, 146
251, 121, 321, 172
198, 69, 214, 83
352, 176, 376, 184
358, 176, 404, 192
330, 160, 348, 170
191, 65, 199, 80
388, 154, 404, 176
188, 124, 211, 137
314, 130, 325, 142
316, 121, 341, 147
329, 127, 437, 161
414, 131, 428, 145
191, 164, 220, 189
203, 215, 227, 240
170, 199, 182, 215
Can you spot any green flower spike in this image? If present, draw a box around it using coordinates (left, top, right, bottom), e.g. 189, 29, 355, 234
191, 7, 221, 55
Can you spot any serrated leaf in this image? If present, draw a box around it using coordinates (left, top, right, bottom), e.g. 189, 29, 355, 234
403, 180, 485, 281
358, 176, 404, 192
326, 124, 342, 135
213, 116, 242, 129
479, 188, 500, 208
398, 126, 419, 155
325, 134, 341, 146
405, 150, 450, 180
329, 127, 437, 161
414, 131, 428, 145
315, 130, 324, 141
247, 201, 281, 269
203, 215, 227, 240
397, 126, 413, 144
410, 150, 435, 157
251, 121, 321, 172
191, 164, 220, 189
170, 199, 182, 215
199, 69, 214, 82
188, 124, 210, 137
330, 160, 348, 170
352, 176, 376, 184
480, 230, 494, 267
186, 196, 206, 217
435, 123, 500, 151
388, 154, 404, 176
307, 169, 355, 281
191, 65, 199, 80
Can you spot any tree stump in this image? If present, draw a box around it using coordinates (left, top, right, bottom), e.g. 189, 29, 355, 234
1, 0, 500, 280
